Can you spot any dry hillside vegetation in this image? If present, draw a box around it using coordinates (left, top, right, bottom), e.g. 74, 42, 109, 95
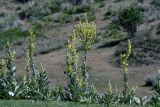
1, 0, 160, 98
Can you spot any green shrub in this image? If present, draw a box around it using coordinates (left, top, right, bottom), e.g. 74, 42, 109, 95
63, 5, 76, 14
63, 3, 93, 15
75, 4, 92, 13
19, 1, 61, 19
99, 24, 128, 48
15, 0, 31, 3
99, 2, 105, 8
94, 0, 105, 3
54, 13, 73, 23
145, 74, 160, 87
0, 11, 17, 32
31, 20, 45, 37
152, 0, 160, 6
49, 0, 61, 13
19, 4, 51, 19
117, 4, 143, 37
103, 7, 116, 20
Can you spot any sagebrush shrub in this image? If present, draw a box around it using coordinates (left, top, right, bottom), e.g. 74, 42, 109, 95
54, 13, 73, 23
0, 11, 17, 32
117, 4, 143, 37
152, 0, 160, 6
15, 0, 31, 3
19, 0, 61, 19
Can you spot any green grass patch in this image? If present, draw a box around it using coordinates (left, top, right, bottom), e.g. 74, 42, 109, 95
0, 100, 152, 107
0, 27, 28, 49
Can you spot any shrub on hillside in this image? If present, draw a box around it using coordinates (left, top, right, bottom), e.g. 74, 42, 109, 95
54, 13, 73, 23
100, 29, 128, 47
63, 4, 76, 14
152, 0, 160, 6
145, 74, 160, 86
94, 0, 105, 3
0, 11, 17, 31
116, 4, 143, 37
78, 12, 96, 22
19, 1, 61, 19
15, 0, 31, 3
76, 4, 92, 13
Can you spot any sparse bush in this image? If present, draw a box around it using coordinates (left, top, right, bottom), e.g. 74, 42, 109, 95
63, 4, 76, 14
117, 4, 143, 37
0, 11, 17, 31
138, 0, 144, 3
15, 0, 31, 3
76, 4, 92, 13
99, 24, 128, 48
157, 23, 160, 34
49, 0, 61, 13
63, 3, 93, 15
145, 74, 160, 86
19, 1, 61, 19
54, 13, 73, 23
99, 2, 105, 8
103, 7, 116, 20
94, 0, 105, 3
152, 0, 160, 6
19, 4, 51, 19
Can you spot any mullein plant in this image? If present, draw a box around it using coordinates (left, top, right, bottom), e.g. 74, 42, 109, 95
24, 29, 38, 99
0, 42, 26, 99
74, 14, 96, 85
74, 15, 97, 103
119, 40, 136, 104
74, 15, 96, 100
102, 80, 115, 106
64, 33, 81, 101
64, 16, 97, 103
151, 70, 160, 105
24, 29, 51, 100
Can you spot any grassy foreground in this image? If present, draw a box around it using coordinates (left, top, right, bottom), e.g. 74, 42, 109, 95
0, 100, 152, 107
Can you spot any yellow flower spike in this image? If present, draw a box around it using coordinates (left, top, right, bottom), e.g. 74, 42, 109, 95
108, 80, 113, 95
74, 16, 96, 51
28, 29, 36, 50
